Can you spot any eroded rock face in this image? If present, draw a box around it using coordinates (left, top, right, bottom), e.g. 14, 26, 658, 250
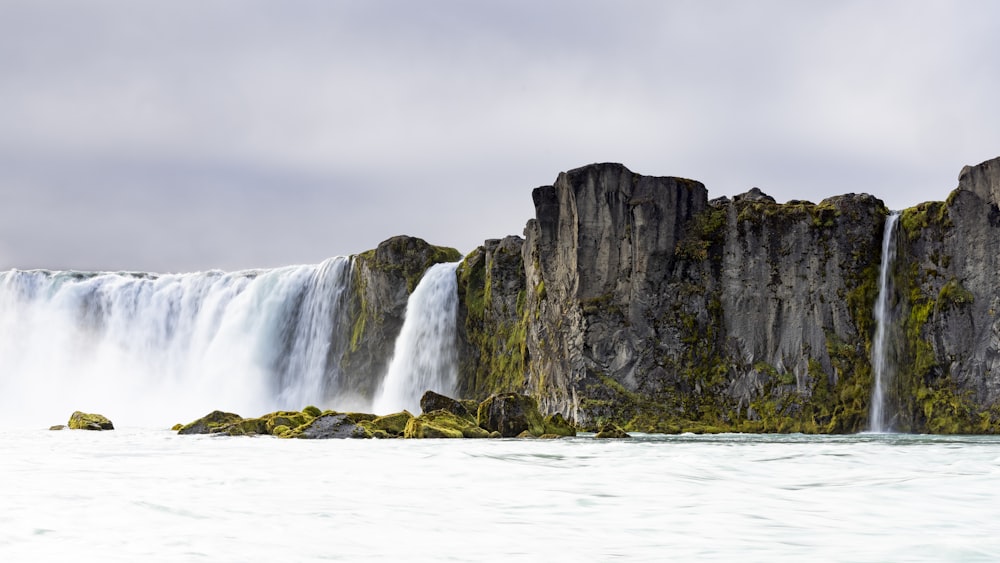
340, 236, 461, 400
453, 162, 890, 432
884, 156, 1000, 432
522, 164, 709, 420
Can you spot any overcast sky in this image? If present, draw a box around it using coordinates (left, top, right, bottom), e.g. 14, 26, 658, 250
1, 1, 998, 272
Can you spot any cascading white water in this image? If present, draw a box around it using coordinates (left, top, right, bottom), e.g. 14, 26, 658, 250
869, 212, 900, 433
0, 257, 353, 427
373, 262, 461, 415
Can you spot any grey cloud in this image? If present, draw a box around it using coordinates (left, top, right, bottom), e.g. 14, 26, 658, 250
1, 1, 999, 271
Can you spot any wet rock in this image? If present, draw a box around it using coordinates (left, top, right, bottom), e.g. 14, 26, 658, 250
49, 425, 66, 431
370, 411, 414, 436
543, 413, 577, 437
404, 409, 490, 439
595, 423, 630, 439
177, 410, 243, 435
419, 390, 471, 418
477, 393, 545, 437
68, 411, 114, 431
290, 413, 372, 439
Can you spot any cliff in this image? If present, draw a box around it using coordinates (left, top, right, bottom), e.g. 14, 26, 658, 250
453, 156, 1000, 433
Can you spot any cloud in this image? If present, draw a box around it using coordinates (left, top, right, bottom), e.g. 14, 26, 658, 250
1, 0, 999, 271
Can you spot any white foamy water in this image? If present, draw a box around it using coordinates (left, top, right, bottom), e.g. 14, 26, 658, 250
2, 430, 999, 562
373, 261, 460, 414
0, 258, 353, 426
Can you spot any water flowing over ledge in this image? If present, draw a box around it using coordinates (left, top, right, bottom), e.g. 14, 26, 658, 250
0, 255, 461, 427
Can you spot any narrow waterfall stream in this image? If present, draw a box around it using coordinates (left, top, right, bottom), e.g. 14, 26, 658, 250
869, 211, 900, 433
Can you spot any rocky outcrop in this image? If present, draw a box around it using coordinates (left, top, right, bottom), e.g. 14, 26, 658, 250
340, 236, 461, 399
67, 411, 114, 430
882, 156, 1000, 432
455, 236, 528, 400
452, 162, 894, 432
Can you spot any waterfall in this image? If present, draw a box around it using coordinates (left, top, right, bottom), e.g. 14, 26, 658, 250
373, 262, 461, 415
869, 212, 900, 433
0, 257, 354, 427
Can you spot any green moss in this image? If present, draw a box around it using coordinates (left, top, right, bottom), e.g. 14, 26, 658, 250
302, 405, 323, 418
899, 201, 953, 241
937, 278, 974, 311
675, 205, 727, 261
456, 247, 529, 400
403, 410, 488, 439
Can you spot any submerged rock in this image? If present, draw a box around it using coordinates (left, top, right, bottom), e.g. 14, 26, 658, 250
49, 425, 66, 431
477, 393, 545, 437
68, 411, 114, 431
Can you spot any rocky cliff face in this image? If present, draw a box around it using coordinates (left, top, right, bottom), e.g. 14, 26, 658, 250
885, 156, 1000, 432
495, 163, 886, 432
339, 236, 461, 402
450, 157, 1000, 433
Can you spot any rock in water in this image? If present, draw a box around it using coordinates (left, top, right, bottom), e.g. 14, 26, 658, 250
67, 411, 114, 431
595, 423, 630, 439
290, 413, 372, 439
543, 413, 577, 437
477, 393, 545, 437
370, 411, 414, 436
177, 410, 243, 435
403, 409, 490, 439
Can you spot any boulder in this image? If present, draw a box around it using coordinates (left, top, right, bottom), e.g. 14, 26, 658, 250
177, 410, 243, 435
543, 413, 577, 437
68, 411, 114, 431
371, 411, 414, 436
477, 393, 545, 437
419, 390, 472, 418
404, 409, 490, 439
289, 413, 372, 439
595, 422, 631, 439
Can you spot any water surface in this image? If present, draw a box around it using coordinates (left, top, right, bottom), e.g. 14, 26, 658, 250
2, 431, 998, 561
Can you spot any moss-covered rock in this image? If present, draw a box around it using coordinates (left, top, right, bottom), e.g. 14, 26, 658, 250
595, 422, 630, 439
371, 411, 414, 436
404, 409, 490, 439
302, 405, 323, 418
170, 423, 183, 431
68, 411, 114, 431
477, 393, 545, 437
542, 413, 576, 437
419, 390, 471, 418
177, 410, 243, 435
49, 425, 66, 431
